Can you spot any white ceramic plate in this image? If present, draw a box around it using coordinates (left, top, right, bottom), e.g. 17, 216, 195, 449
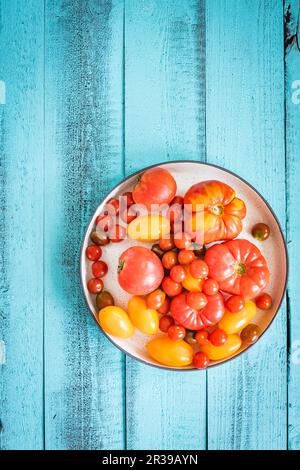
80, 161, 288, 370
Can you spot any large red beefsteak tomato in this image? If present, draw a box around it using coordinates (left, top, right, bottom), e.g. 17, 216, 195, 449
118, 246, 164, 295
204, 239, 270, 299
184, 180, 246, 244
132, 167, 177, 211
170, 292, 225, 330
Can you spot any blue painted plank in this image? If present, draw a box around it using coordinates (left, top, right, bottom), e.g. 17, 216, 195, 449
0, 0, 44, 449
206, 0, 287, 449
125, 0, 207, 450
285, 0, 300, 450
44, 0, 125, 449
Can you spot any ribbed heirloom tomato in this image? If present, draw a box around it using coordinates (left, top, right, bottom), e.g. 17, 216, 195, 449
205, 239, 270, 299
118, 246, 164, 295
132, 167, 177, 210
184, 180, 246, 244
170, 291, 225, 330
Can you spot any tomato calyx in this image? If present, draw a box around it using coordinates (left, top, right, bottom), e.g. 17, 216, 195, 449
210, 204, 224, 216
117, 259, 125, 274
235, 262, 247, 276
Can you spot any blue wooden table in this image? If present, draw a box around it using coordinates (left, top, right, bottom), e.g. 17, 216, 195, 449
0, 0, 299, 450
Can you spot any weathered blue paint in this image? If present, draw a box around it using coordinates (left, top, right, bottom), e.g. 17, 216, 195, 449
0, 0, 298, 450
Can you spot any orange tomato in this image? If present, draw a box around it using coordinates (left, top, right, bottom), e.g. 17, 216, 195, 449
182, 266, 204, 292
128, 296, 159, 335
98, 306, 134, 338
147, 336, 193, 367
218, 300, 256, 334
200, 334, 241, 360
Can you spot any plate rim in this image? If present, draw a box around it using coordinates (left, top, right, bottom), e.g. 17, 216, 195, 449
79, 160, 289, 371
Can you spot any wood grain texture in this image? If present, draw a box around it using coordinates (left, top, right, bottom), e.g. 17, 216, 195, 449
44, 0, 125, 449
285, 0, 300, 450
125, 0, 207, 450
206, 0, 287, 449
0, 0, 44, 450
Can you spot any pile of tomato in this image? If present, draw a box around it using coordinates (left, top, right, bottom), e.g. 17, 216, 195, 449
85, 167, 273, 369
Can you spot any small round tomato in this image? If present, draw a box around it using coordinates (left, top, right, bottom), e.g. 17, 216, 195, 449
159, 237, 175, 251
170, 265, 186, 283
96, 213, 113, 232
151, 244, 165, 259
162, 251, 178, 270
185, 331, 197, 345
90, 229, 110, 246
147, 289, 166, 310
209, 328, 227, 346
226, 295, 245, 313
159, 315, 174, 332
122, 191, 134, 206
174, 232, 192, 250
202, 278, 219, 296
195, 330, 209, 345
189, 259, 209, 279
87, 278, 104, 294
171, 195, 184, 206
178, 249, 195, 265
241, 323, 261, 344
193, 352, 209, 369
120, 206, 138, 224
92, 260, 108, 278
168, 325, 186, 341
86, 245, 102, 261
158, 297, 170, 314
187, 292, 208, 310
105, 198, 120, 216
162, 276, 182, 297
96, 291, 114, 310
256, 293, 272, 310
109, 224, 126, 242
252, 223, 270, 241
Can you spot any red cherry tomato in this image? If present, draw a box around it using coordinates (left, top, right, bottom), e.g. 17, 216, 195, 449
226, 295, 245, 313
147, 289, 166, 310
105, 198, 120, 216
109, 224, 126, 242
187, 292, 208, 310
159, 315, 174, 333
122, 191, 134, 207
256, 293, 272, 310
193, 351, 209, 369
171, 195, 184, 206
92, 260, 108, 278
120, 207, 138, 224
159, 237, 175, 251
162, 251, 178, 270
202, 278, 219, 296
189, 259, 209, 279
158, 297, 170, 314
162, 276, 182, 297
87, 278, 104, 294
174, 232, 192, 250
168, 325, 186, 341
252, 223, 270, 241
96, 213, 113, 232
170, 265, 186, 283
118, 246, 164, 295
209, 328, 227, 346
195, 330, 209, 345
132, 167, 177, 210
178, 249, 195, 265
86, 245, 102, 261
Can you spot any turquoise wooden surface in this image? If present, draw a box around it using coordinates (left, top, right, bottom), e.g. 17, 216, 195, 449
0, 0, 299, 450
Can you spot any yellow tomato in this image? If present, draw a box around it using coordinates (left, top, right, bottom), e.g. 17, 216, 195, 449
127, 214, 170, 242
98, 306, 134, 338
219, 300, 256, 334
200, 334, 241, 361
182, 266, 204, 292
128, 296, 159, 335
147, 336, 193, 367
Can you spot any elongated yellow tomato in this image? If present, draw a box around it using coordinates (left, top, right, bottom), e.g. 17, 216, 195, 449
182, 265, 204, 292
99, 306, 134, 338
200, 334, 241, 360
147, 336, 193, 367
128, 296, 159, 334
218, 300, 256, 334
127, 214, 170, 242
